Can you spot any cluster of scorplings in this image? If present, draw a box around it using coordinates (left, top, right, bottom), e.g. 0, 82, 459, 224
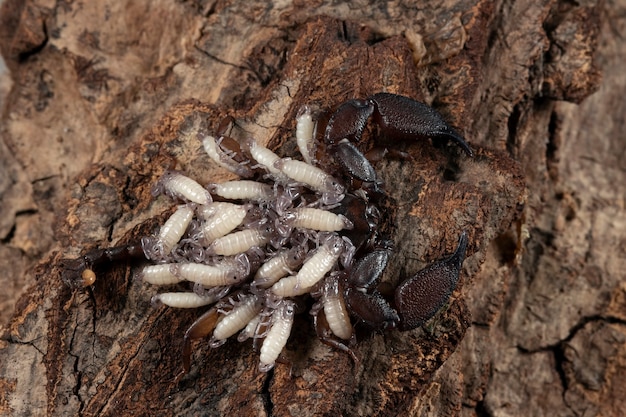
140, 108, 363, 372
63, 93, 472, 374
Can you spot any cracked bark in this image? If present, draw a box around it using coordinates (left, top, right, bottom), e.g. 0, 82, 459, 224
1, 1, 624, 416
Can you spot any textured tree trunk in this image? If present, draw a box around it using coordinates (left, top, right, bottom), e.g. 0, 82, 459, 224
1, 1, 624, 416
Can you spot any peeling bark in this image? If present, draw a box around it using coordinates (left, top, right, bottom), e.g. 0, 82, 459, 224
1, 1, 623, 417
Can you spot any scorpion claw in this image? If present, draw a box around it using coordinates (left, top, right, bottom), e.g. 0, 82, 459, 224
369, 92, 473, 157
394, 232, 469, 331
324, 92, 473, 163
324, 99, 374, 144
344, 288, 399, 330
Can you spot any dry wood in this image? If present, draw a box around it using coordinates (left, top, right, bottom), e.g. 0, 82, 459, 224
1, 1, 624, 416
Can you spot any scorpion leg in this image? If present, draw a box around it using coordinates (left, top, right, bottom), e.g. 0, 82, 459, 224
182, 306, 220, 373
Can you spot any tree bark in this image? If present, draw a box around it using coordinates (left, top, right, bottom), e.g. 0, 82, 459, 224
1, 1, 623, 416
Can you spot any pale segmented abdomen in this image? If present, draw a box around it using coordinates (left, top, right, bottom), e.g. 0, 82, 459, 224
275, 158, 341, 194
259, 300, 295, 372
323, 277, 352, 340
152, 292, 219, 308
285, 207, 352, 232
157, 205, 194, 254
244, 137, 286, 179
209, 229, 269, 256
211, 295, 262, 345
155, 171, 212, 205
170, 262, 246, 287
197, 202, 248, 245
295, 105, 316, 165
140, 264, 182, 285
208, 180, 273, 202
271, 236, 343, 296
253, 246, 306, 289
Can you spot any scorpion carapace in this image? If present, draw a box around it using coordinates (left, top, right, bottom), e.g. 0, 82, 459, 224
63, 92, 472, 373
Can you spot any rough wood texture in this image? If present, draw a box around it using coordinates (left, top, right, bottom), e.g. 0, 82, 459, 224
0, 1, 623, 416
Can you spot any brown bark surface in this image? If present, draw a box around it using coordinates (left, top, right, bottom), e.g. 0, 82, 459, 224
0, 1, 623, 416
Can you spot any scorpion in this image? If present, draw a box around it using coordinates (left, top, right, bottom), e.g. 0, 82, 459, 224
62, 92, 471, 373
